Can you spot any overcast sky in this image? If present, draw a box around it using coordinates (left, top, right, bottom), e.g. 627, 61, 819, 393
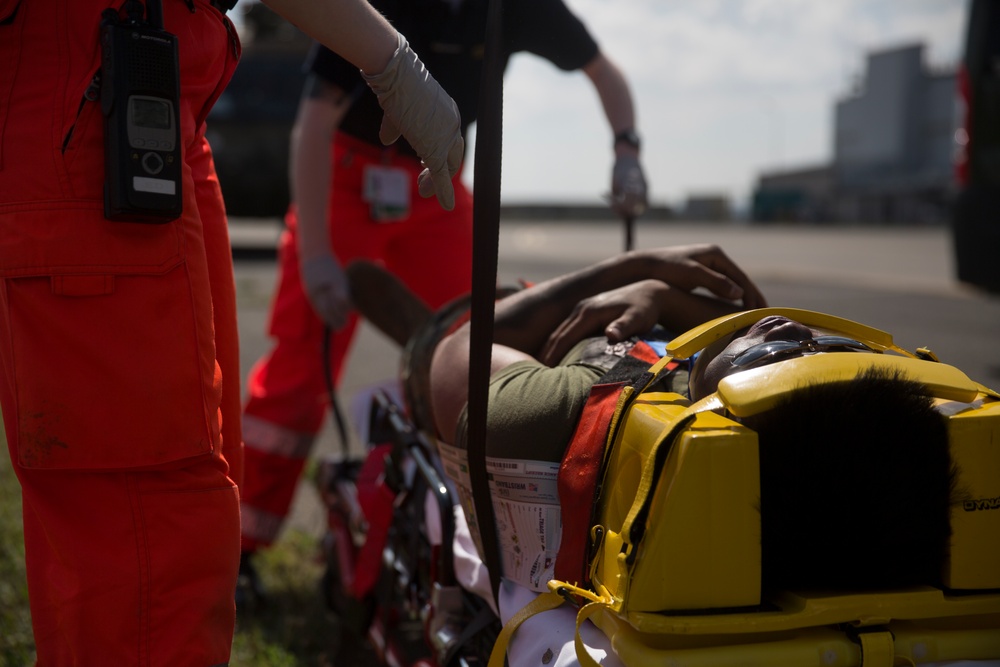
236, 1, 970, 210
464, 0, 969, 210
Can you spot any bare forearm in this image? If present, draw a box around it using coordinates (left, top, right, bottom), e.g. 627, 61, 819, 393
583, 52, 638, 137
658, 288, 744, 334
486, 244, 762, 356
290, 126, 333, 260
289, 86, 350, 261
490, 252, 650, 355
262, 0, 399, 74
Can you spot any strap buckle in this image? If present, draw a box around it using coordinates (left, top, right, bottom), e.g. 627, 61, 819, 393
843, 624, 895, 667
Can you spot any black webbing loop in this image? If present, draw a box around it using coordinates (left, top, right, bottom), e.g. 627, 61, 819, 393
467, 0, 505, 606
323, 325, 352, 461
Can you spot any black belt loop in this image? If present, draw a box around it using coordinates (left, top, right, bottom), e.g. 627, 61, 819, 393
210, 0, 237, 13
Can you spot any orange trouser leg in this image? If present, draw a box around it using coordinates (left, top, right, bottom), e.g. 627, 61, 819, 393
16, 460, 239, 667
0, 1, 242, 662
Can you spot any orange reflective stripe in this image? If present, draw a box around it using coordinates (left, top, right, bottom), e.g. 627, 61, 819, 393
242, 414, 314, 459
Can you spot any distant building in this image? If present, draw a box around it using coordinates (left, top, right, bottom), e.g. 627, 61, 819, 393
752, 43, 958, 224
833, 43, 958, 223
500, 202, 674, 221
681, 195, 731, 221
752, 165, 834, 223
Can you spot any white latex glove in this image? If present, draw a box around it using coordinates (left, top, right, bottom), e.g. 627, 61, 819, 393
301, 254, 351, 329
610, 153, 649, 219
363, 32, 464, 211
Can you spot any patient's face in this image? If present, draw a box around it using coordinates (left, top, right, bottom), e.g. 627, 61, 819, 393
690, 315, 820, 399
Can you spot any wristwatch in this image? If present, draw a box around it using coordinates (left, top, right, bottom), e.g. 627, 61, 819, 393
614, 128, 641, 150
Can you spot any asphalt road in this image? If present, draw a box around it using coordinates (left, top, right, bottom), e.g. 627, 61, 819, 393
231, 217, 1000, 539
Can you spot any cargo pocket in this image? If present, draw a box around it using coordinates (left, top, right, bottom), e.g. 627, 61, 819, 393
7, 261, 215, 470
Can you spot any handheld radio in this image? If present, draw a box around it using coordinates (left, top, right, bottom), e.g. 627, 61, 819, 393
101, 0, 182, 223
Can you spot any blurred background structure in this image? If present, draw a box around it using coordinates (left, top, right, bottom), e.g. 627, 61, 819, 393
754, 43, 959, 225
206, 3, 311, 218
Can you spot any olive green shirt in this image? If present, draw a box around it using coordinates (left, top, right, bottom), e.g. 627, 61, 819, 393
454, 336, 688, 463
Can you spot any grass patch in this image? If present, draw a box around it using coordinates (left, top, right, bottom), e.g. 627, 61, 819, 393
0, 452, 34, 667
231, 530, 347, 667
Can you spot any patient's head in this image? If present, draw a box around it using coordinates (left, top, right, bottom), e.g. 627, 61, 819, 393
745, 367, 957, 591
689, 315, 876, 399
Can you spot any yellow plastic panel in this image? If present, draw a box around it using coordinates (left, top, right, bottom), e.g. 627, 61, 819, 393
591, 606, 1000, 667
627, 419, 761, 611
596, 395, 682, 532
594, 394, 685, 602
944, 398, 1000, 589
594, 395, 761, 612
604, 616, 863, 667
624, 588, 1000, 635
666, 308, 898, 360
717, 354, 980, 417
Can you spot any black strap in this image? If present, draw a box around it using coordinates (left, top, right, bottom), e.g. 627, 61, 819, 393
323, 325, 352, 461
467, 0, 505, 606
623, 214, 634, 251
440, 602, 500, 666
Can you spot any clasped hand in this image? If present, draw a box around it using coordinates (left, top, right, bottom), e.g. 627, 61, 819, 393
539, 245, 768, 365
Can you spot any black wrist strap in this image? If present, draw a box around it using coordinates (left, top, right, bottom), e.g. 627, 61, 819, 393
614, 128, 641, 150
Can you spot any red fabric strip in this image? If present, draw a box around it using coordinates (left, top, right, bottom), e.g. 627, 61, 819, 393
555, 381, 627, 584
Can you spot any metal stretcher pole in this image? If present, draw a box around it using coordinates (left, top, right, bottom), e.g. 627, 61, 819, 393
467, 0, 505, 608
322, 325, 351, 460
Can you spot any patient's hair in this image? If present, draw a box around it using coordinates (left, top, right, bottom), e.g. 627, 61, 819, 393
747, 367, 958, 591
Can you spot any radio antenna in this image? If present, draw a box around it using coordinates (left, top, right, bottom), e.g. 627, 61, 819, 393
146, 0, 163, 29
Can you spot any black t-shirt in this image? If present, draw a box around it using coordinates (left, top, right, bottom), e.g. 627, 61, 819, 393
307, 0, 600, 159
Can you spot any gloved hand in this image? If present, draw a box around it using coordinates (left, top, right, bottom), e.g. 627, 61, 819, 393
610, 153, 649, 219
301, 253, 352, 330
363, 32, 464, 211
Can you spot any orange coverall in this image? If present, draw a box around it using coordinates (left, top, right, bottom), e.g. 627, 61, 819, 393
0, 1, 243, 663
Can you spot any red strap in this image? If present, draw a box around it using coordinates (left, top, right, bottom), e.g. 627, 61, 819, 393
351, 444, 396, 599
554, 341, 679, 585
554, 381, 628, 584
629, 340, 662, 366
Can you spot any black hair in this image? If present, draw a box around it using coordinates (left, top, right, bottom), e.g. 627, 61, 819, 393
747, 366, 958, 591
